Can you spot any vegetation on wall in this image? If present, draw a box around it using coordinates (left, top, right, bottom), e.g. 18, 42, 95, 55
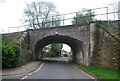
92, 21, 119, 69
96, 21, 119, 37
2, 44, 17, 68
2, 34, 20, 68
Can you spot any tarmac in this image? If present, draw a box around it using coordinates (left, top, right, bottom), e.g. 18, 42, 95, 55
1, 61, 42, 76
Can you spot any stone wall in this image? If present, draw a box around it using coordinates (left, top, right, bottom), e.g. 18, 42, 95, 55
2, 31, 32, 66
92, 26, 120, 69
19, 32, 33, 65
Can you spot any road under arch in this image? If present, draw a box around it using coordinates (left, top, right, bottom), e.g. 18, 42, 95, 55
34, 35, 86, 65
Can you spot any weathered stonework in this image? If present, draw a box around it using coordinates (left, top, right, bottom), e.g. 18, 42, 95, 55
28, 23, 96, 66
92, 26, 120, 69
3, 22, 119, 68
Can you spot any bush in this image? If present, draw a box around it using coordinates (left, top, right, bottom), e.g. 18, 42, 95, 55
68, 57, 73, 63
2, 44, 17, 68
43, 51, 57, 58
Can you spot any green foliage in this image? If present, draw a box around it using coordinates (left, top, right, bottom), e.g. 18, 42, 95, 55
2, 34, 20, 68
2, 44, 17, 68
72, 8, 95, 25
51, 43, 63, 57
80, 65, 120, 80
51, 17, 61, 27
2, 33, 32, 68
2, 34, 12, 45
43, 43, 63, 57
51, 43, 62, 52
96, 21, 119, 37
18, 59, 31, 66
68, 57, 73, 63
43, 51, 56, 57
49, 51, 56, 57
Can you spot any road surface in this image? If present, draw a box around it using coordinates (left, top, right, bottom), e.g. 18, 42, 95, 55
2, 57, 94, 81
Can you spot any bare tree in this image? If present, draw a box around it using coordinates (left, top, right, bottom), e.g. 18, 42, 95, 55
24, 1, 60, 29
108, 1, 119, 20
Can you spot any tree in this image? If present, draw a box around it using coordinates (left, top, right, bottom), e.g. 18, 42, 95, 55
72, 8, 95, 25
50, 43, 63, 57
108, 1, 119, 20
24, 1, 60, 29
42, 43, 63, 57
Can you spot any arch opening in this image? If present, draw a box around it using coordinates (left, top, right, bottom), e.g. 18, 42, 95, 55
34, 35, 85, 65
42, 43, 71, 58
41, 43, 72, 62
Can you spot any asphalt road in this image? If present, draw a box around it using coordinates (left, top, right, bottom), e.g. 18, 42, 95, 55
2, 58, 94, 81
25, 61, 92, 79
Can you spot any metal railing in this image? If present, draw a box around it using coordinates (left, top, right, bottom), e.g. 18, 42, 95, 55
26, 7, 109, 28
6, 7, 119, 35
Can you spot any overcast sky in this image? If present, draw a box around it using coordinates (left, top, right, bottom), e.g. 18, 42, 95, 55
0, 0, 119, 52
0, 0, 119, 33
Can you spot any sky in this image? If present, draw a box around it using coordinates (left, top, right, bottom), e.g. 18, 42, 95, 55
0, 0, 119, 33
0, 0, 119, 52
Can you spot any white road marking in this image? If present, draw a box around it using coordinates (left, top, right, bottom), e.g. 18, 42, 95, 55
3, 63, 45, 77
72, 65, 95, 79
21, 76, 28, 80
29, 73, 32, 76
21, 62, 45, 80
33, 62, 45, 73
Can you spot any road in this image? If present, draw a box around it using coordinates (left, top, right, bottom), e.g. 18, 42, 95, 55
2, 57, 94, 81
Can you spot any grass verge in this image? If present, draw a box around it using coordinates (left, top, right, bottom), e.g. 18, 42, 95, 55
80, 65, 120, 80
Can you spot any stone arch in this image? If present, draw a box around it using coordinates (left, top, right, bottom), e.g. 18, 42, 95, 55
34, 35, 86, 65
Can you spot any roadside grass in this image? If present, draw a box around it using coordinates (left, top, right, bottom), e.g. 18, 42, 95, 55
80, 65, 120, 80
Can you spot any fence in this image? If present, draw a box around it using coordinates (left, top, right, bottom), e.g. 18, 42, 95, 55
7, 7, 119, 36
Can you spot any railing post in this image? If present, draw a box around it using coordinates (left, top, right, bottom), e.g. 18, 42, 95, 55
17, 27, 19, 32
8, 27, 10, 33
106, 7, 108, 21
76, 12, 78, 24
89, 9, 92, 22
63, 16, 64, 26
52, 16, 53, 27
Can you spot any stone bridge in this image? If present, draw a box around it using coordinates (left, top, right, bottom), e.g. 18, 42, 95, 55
27, 23, 96, 66
3, 21, 119, 68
